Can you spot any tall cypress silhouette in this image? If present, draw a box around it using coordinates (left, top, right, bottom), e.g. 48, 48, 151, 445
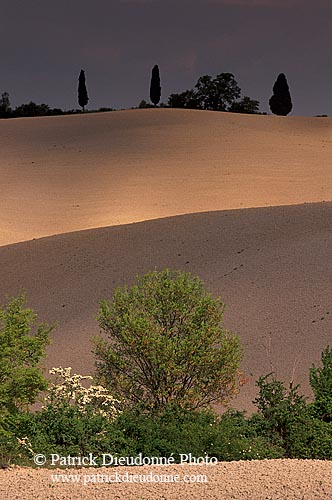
78, 69, 89, 112
269, 73, 292, 116
150, 65, 161, 106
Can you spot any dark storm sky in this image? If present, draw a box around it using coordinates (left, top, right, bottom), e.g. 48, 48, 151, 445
1, 0, 331, 116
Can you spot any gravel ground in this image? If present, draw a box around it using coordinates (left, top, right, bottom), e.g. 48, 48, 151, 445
1, 460, 332, 500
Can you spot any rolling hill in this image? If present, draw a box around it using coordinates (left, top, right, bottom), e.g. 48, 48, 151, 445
1, 108, 332, 411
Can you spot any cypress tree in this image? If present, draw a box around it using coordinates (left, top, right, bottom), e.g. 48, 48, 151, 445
150, 65, 161, 106
269, 73, 292, 116
78, 69, 89, 112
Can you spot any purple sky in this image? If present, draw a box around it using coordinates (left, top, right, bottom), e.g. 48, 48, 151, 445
1, 0, 331, 115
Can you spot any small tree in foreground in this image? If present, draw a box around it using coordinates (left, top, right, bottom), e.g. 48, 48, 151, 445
93, 270, 243, 411
78, 69, 89, 112
0, 295, 53, 415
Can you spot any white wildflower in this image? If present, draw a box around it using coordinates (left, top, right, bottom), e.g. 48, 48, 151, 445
45, 366, 121, 420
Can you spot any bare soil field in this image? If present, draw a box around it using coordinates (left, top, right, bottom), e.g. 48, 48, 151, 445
1, 109, 331, 247
1, 460, 332, 499
1, 109, 332, 497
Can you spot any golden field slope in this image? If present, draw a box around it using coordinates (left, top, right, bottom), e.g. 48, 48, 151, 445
1, 109, 331, 246
1, 109, 332, 413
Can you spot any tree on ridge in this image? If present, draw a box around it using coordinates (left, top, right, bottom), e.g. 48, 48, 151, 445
269, 73, 292, 116
0, 92, 11, 117
168, 73, 260, 114
150, 65, 161, 106
78, 69, 89, 112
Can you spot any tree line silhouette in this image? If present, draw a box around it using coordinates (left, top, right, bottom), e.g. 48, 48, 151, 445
0, 67, 295, 119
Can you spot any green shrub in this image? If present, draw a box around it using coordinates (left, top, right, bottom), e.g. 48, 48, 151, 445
106, 405, 283, 462
93, 269, 243, 411
0, 294, 53, 415
309, 346, 332, 422
0, 294, 53, 465
110, 404, 216, 460
212, 410, 284, 460
0, 419, 24, 466
14, 405, 117, 460
252, 371, 332, 458
284, 418, 332, 459
7, 403, 284, 466
253, 373, 308, 448
0, 365, 122, 465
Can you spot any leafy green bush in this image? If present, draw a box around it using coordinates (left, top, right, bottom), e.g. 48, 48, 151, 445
0, 418, 25, 466
12, 405, 115, 460
252, 368, 332, 459
210, 410, 284, 460
5, 367, 121, 463
309, 346, 332, 422
0, 294, 53, 465
0, 294, 53, 415
7, 404, 283, 465
283, 418, 332, 459
91, 405, 283, 462
93, 269, 243, 411
252, 373, 308, 451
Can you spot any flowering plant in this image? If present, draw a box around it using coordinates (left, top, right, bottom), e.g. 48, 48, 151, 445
45, 367, 121, 420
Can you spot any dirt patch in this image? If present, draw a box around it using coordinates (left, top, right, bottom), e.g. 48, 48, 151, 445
1, 460, 332, 499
